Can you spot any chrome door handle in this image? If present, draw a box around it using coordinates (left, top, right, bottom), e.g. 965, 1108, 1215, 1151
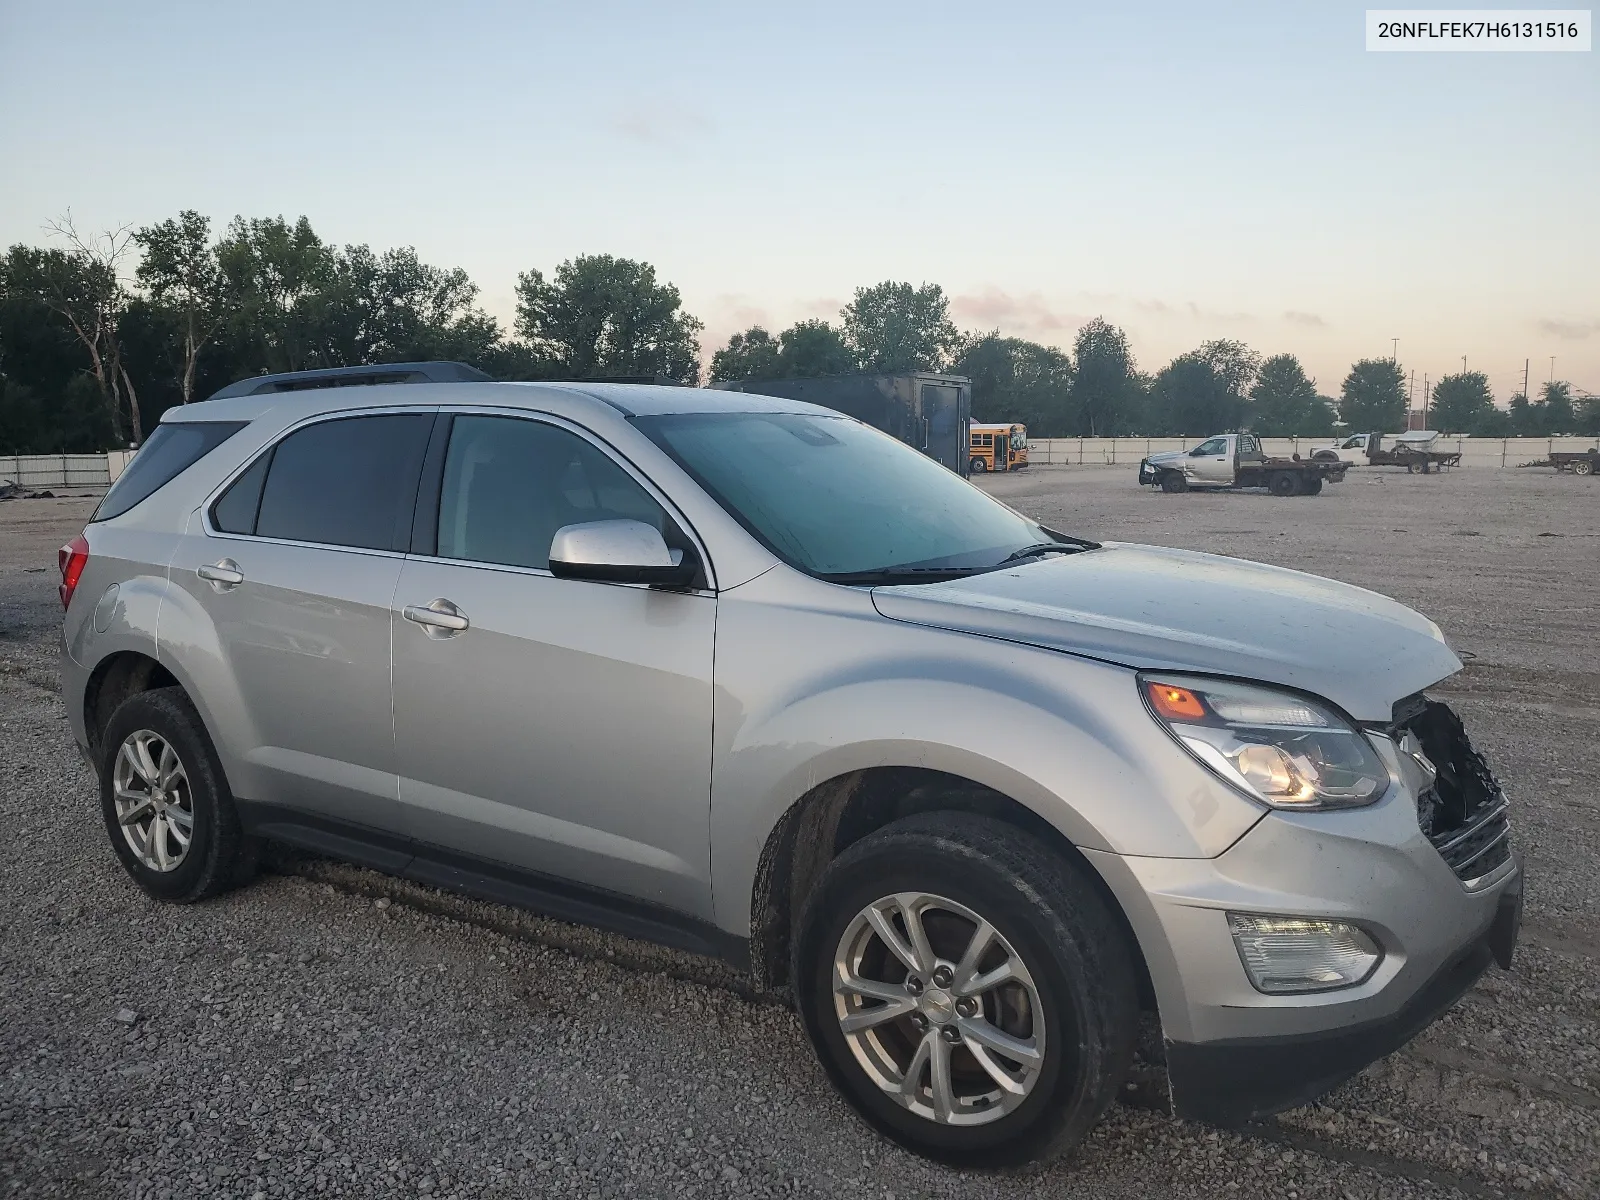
197, 559, 244, 590
403, 598, 469, 636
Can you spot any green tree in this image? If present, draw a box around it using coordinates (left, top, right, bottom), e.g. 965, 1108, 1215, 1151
1426, 371, 1493, 434
1146, 340, 1260, 436
215, 215, 336, 375
1339, 358, 1407, 434
952, 333, 1074, 435
1249, 353, 1335, 435
1507, 391, 1543, 437
5, 222, 143, 444
709, 326, 781, 382
134, 210, 227, 404
322, 244, 501, 367
840, 281, 960, 373
1541, 380, 1576, 433
1469, 405, 1512, 437
514, 254, 703, 383
777, 320, 856, 377
1572, 391, 1600, 437
1069, 317, 1139, 435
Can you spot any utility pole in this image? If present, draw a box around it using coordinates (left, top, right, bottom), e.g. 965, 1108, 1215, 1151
1461, 356, 1467, 374
1409, 369, 1416, 424
1523, 358, 1530, 403
1550, 356, 1556, 384
1391, 338, 1399, 362
1423, 374, 1429, 429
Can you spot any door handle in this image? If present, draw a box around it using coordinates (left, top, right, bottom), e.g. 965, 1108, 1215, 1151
197, 559, 244, 590
403, 598, 469, 636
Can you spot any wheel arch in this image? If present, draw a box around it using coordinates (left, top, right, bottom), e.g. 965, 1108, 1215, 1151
82, 650, 182, 763
746, 765, 1157, 1014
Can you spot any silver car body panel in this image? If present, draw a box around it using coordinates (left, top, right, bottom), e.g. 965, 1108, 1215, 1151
870, 544, 1459, 724
61, 379, 1518, 1084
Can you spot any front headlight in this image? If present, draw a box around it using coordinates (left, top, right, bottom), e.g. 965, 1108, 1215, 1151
1140, 673, 1390, 810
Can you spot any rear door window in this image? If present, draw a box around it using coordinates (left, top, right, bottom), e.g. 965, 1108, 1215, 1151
252, 414, 432, 550
92, 421, 247, 521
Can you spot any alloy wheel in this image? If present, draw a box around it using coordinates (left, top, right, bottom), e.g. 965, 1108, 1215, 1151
112, 729, 194, 872
832, 891, 1046, 1126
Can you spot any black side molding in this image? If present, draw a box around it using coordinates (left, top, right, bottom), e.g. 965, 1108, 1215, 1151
237, 802, 749, 970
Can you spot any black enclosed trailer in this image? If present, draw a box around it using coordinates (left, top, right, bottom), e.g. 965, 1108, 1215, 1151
712, 372, 972, 475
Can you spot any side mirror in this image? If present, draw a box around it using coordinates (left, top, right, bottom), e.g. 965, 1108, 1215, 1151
548, 520, 697, 587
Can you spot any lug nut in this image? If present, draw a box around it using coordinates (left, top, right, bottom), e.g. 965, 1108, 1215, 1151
904, 976, 924, 996
909, 1013, 928, 1031
931, 965, 954, 988
955, 997, 978, 1018
940, 1025, 962, 1043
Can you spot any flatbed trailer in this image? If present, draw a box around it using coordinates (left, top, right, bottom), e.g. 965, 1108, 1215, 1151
1521, 449, 1599, 476
1311, 431, 1461, 473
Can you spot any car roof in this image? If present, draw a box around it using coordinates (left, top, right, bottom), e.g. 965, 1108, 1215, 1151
161, 380, 841, 425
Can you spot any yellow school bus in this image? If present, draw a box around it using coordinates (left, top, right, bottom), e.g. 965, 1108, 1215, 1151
969, 422, 1029, 472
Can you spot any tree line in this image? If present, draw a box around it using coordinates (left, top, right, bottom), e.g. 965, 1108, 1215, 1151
2, 211, 1595, 452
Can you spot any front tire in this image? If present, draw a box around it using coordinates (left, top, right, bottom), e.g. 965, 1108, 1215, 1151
1573, 457, 1595, 476
1160, 471, 1188, 493
794, 813, 1138, 1166
99, 687, 256, 903
970, 457, 988, 474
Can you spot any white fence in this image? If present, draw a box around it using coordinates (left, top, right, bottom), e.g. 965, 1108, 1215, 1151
2, 436, 1596, 491
0, 454, 117, 488
1026, 436, 1599, 467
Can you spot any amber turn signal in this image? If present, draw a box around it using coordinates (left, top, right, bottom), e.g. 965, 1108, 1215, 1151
1145, 681, 1207, 721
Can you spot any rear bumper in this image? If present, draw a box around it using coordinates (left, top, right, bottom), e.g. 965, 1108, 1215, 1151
1165, 881, 1520, 1125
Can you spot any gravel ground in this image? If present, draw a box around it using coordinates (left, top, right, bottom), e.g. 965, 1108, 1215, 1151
2, 467, 1596, 1200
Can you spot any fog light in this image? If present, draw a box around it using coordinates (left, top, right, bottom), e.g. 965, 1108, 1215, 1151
1227, 914, 1382, 994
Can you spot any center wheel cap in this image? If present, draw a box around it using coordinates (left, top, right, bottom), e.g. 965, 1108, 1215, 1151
918, 989, 955, 1024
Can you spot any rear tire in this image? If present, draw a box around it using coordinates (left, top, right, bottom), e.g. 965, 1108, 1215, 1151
1302, 477, 1324, 495
99, 687, 256, 903
970, 457, 988, 474
794, 812, 1138, 1167
1573, 458, 1595, 476
1268, 471, 1300, 497
1160, 471, 1188, 493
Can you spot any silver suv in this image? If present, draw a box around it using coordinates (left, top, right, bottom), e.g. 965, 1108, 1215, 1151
60, 367, 1521, 1165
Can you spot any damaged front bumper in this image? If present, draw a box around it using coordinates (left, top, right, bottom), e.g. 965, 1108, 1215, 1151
1164, 871, 1520, 1124
1085, 698, 1523, 1127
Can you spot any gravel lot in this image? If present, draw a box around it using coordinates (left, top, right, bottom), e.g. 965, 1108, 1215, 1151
2, 466, 1596, 1200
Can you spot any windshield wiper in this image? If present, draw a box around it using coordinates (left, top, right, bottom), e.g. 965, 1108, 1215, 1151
996, 540, 1092, 565
820, 566, 993, 585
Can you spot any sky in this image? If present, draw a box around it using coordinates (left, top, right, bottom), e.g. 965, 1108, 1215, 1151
2, 0, 1596, 400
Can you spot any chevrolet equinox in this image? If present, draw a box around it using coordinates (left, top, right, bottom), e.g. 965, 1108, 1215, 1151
60, 364, 1522, 1165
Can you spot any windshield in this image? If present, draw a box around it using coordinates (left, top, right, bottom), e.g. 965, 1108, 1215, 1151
1010, 430, 1027, 450
634, 412, 1063, 579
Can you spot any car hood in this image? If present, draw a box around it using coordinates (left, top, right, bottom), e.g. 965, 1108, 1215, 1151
1144, 450, 1188, 467
870, 543, 1460, 722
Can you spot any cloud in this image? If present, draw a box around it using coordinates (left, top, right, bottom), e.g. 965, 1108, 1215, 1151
950, 288, 1089, 336
606, 100, 712, 145
1283, 310, 1327, 328
1130, 298, 1253, 322
1537, 318, 1600, 340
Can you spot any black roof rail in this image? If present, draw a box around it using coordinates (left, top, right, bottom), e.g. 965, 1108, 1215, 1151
206, 361, 493, 401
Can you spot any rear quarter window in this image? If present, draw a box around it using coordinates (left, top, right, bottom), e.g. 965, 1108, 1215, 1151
92, 422, 248, 522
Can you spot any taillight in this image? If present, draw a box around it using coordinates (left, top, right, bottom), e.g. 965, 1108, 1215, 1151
58, 534, 89, 610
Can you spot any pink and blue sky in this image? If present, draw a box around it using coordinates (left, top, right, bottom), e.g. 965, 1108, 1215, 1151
2, 0, 1595, 397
